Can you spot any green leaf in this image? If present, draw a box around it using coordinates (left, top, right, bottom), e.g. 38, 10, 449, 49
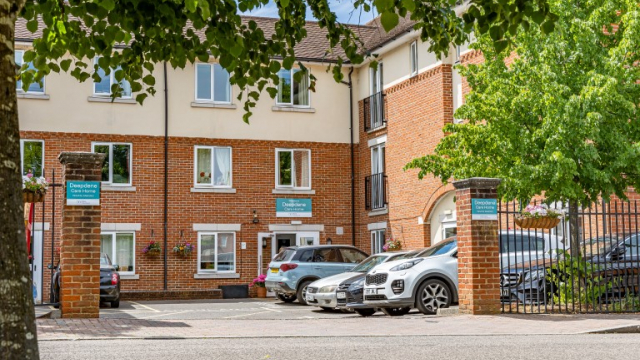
185, 0, 197, 13
541, 21, 555, 34
531, 11, 545, 25
99, 0, 116, 11
489, 26, 502, 41
136, 93, 148, 104
269, 61, 281, 73
380, 11, 399, 32
23, 51, 36, 63
60, 59, 72, 72
282, 57, 294, 70
280, 0, 290, 8
142, 75, 155, 86
402, 0, 416, 12
26, 20, 38, 33
493, 39, 508, 53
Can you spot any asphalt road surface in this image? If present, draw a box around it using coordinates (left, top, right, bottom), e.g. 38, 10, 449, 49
39, 334, 640, 360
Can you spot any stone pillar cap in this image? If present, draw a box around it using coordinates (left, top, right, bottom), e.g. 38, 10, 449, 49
58, 152, 106, 166
453, 177, 501, 190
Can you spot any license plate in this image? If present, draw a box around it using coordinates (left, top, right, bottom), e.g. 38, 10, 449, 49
306, 294, 314, 301
337, 292, 346, 299
501, 289, 510, 297
364, 288, 379, 295
270, 268, 279, 274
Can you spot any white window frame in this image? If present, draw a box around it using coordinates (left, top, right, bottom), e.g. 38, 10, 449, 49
371, 229, 386, 254
410, 41, 418, 76
92, 142, 133, 186
15, 50, 45, 94
370, 142, 385, 175
442, 221, 457, 240
369, 62, 383, 96
275, 148, 312, 190
275, 68, 311, 108
101, 231, 136, 275
193, 145, 233, 188
194, 63, 232, 104
197, 232, 237, 274
20, 139, 44, 176
93, 57, 132, 99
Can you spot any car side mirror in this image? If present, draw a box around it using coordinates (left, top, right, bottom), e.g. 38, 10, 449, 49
452, 252, 458, 258
611, 246, 626, 259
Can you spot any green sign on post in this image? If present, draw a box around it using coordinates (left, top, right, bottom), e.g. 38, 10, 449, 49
471, 198, 498, 220
66, 181, 101, 206
276, 198, 312, 218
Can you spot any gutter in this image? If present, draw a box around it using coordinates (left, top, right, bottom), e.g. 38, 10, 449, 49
163, 62, 169, 291
341, 67, 356, 247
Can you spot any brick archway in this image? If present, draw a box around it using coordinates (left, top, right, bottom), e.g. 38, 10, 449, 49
420, 183, 455, 247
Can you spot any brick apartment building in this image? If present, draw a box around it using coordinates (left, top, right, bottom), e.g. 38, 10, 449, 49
16, 8, 486, 302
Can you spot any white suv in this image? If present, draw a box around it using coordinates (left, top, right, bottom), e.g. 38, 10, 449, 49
362, 238, 458, 315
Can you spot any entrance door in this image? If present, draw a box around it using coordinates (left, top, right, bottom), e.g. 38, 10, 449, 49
31, 231, 43, 304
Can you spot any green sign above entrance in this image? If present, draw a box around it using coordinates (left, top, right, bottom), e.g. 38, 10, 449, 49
276, 198, 312, 218
66, 181, 101, 206
471, 198, 498, 220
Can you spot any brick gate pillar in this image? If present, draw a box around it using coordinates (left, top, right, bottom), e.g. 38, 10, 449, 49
58, 152, 106, 318
453, 177, 501, 315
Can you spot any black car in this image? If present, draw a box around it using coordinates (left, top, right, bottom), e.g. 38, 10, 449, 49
339, 249, 421, 316
501, 234, 640, 304
51, 253, 121, 308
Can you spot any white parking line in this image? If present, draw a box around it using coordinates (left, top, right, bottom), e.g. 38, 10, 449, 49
260, 307, 282, 313
223, 311, 271, 319
140, 310, 193, 319
128, 301, 160, 313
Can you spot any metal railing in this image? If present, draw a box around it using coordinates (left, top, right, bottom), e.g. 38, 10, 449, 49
363, 92, 386, 131
365, 173, 387, 210
499, 200, 640, 314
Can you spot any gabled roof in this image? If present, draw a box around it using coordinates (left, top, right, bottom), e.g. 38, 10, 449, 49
14, 14, 416, 63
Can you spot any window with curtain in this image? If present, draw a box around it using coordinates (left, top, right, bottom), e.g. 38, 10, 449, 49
195, 63, 231, 103
101, 232, 135, 274
92, 143, 132, 185
198, 232, 236, 273
15, 50, 45, 93
194, 146, 232, 187
93, 57, 132, 98
20, 140, 44, 177
276, 68, 309, 106
276, 149, 311, 189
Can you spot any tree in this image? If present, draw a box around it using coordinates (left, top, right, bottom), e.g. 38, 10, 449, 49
2, 0, 556, 358
406, 0, 640, 253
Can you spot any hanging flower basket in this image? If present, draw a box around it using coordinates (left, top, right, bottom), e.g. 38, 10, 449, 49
23, 191, 45, 203
173, 242, 194, 256
142, 241, 162, 256
383, 238, 402, 252
515, 216, 561, 229
515, 204, 564, 229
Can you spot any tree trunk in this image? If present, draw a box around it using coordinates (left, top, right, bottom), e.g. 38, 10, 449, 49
0, 0, 40, 359
568, 201, 581, 258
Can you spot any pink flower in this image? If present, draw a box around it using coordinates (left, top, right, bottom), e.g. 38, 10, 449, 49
27, 173, 33, 178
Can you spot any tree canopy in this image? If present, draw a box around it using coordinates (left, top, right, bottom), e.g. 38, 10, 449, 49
18, 0, 556, 121
406, 0, 640, 206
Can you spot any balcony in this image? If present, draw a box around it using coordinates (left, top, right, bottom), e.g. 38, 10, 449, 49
363, 92, 386, 131
365, 173, 388, 211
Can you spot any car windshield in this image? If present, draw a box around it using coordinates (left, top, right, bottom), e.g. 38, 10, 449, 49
273, 248, 296, 262
416, 239, 456, 258
581, 237, 620, 259
351, 255, 387, 272
392, 250, 420, 260
499, 234, 546, 253
100, 254, 112, 266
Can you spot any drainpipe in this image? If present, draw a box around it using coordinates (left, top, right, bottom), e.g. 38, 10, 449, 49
163, 62, 169, 291
341, 67, 356, 247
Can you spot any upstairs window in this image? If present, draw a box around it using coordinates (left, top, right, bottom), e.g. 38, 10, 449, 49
410, 41, 418, 76
92, 142, 132, 186
194, 146, 232, 187
276, 68, 309, 106
276, 149, 311, 189
93, 57, 132, 98
15, 50, 45, 93
20, 140, 44, 176
195, 63, 231, 103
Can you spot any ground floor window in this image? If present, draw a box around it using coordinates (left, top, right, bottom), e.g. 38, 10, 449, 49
198, 232, 236, 273
371, 229, 385, 254
100, 232, 135, 274
442, 222, 457, 240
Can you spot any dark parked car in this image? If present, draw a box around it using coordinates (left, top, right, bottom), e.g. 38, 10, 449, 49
51, 253, 121, 308
501, 234, 640, 304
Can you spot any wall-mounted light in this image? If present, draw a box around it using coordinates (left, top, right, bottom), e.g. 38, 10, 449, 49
253, 210, 259, 224
326, 238, 332, 245
262, 237, 268, 249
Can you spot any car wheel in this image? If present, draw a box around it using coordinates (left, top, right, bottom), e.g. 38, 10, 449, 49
297, 280, 313, 305
110, 299, 120, 308
416, 279, 451, 315
276, 293, 297, 303
381, 307, 410, 316
355, 308, 376, 317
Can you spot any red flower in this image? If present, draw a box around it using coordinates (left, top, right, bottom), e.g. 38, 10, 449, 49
200, 172, 205, 177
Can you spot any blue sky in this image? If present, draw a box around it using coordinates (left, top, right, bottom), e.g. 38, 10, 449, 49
242, 0, 377, 25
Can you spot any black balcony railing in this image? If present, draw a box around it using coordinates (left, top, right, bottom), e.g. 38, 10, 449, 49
363, 91, 386, 131
365, 172, 388, 210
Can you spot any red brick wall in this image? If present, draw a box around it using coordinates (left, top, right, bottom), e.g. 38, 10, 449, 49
22, 130, 355, 296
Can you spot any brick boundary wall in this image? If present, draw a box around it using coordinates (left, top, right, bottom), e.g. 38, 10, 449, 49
454, 177, 501, 315
58, 152, 105, 318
